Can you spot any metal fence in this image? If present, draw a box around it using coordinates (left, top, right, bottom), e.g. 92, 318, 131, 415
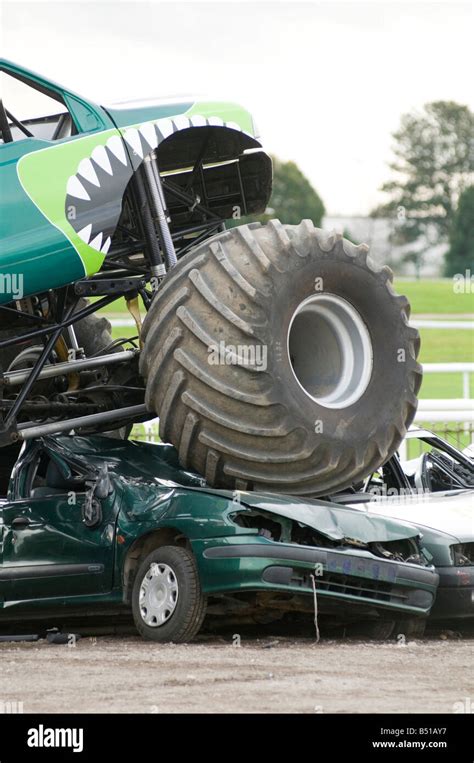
407, 422, 473, 458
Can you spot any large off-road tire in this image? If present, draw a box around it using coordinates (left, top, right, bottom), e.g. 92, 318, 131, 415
73, 300, 117, 358
140, 220, 422, 496
73, 300, 138, 438
0, 302, 115, 378
0, 300, 134, 438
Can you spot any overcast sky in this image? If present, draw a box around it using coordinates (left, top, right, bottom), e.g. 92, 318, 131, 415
2, 0, 473, 215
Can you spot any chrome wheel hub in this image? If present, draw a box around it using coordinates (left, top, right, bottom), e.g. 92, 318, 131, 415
288, 293, 373, 409
139, 562, 179, 627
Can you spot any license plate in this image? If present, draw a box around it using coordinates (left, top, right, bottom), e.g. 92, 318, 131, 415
326, 552, 398, 583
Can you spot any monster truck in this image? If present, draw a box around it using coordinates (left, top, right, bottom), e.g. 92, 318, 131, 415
0, 60, 422, 497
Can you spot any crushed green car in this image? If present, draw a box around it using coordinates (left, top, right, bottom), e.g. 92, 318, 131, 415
0, 436, 438, 642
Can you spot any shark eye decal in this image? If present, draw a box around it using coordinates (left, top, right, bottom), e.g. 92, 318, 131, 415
64, 115, 244, 252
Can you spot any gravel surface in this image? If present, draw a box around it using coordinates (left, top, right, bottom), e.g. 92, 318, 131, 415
1, 629, 473, 714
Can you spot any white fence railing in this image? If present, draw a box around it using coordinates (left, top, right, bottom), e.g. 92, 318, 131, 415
422, 362, 473, 400
417, 352, 472, 454
416, 400, 474, 423
412, 320, 474, 330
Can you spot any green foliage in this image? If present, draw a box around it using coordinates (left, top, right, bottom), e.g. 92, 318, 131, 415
444, 185, 474, 276
373, 101, 474, 255
402, 251, 423, 279
228, 156, 325, 228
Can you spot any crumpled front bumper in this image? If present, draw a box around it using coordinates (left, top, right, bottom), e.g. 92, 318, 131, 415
192, 537, 439, 618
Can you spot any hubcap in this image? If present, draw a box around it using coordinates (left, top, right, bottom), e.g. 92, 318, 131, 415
139, 562, 179, 627
287, 293, 373, 409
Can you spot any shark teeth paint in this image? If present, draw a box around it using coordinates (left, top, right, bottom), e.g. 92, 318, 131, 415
77, 226, 115, 254
77, 158, 100, 187
67, 176, 90, 201
89, 232, 103, 251
77, 223, 93, 244
124, 128, 144, 158
173, 115, 190, 131
65, 116, 248, 252
107, 135, 128, 165
190, 115, 206, 127
66, 135, 133, 247
91, 145, 113, 175
156, 119, 174, 140
139, 122, 158, 150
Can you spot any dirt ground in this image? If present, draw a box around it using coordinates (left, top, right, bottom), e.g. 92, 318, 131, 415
1, 626, 473, 714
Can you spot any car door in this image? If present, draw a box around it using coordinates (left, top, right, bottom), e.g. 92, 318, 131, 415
1, 446, 119, 604
0, 499, 10, 606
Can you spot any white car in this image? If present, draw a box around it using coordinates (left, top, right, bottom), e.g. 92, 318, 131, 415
331, 428, 474, 625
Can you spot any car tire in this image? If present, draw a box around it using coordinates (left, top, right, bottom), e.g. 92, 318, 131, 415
393, 618, 426, 640
140, 219, 422, 496
72, 298, 140, 438
131, 546, 206, 643
347, 620, 396, 640
73, 298, 116, 358
0, 299, 134, 438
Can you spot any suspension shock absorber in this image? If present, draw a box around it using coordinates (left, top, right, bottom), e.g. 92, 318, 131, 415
143, 153, 178, 270
132, 169, 167, 284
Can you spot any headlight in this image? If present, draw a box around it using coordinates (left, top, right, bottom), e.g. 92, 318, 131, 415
450, 543, 474, 566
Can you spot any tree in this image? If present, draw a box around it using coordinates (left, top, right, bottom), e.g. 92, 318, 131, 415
373, 101, 474, 255
444, 185, 474, 276
402, 251, 424, 280
229, 156, 325, 228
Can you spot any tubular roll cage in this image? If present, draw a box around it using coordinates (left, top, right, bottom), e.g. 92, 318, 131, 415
0, 137, 247, 446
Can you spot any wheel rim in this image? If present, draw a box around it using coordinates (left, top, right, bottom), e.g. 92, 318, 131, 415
139, 562, 179, 627
287, 293, 373, 409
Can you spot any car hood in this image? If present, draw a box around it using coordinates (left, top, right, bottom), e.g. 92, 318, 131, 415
227, 490, 423, 544
342, 490, 474, 543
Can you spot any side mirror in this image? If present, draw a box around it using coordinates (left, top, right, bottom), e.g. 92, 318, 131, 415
83, 464, 113, 527
94, 463, 113, 499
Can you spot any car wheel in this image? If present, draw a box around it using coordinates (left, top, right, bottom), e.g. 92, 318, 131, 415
131, 546, 206, 643
347, 620, 396, 640
394, 618, 426, 640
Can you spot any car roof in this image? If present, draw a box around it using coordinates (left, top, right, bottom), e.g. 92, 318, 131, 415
406, 426, 435, 439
